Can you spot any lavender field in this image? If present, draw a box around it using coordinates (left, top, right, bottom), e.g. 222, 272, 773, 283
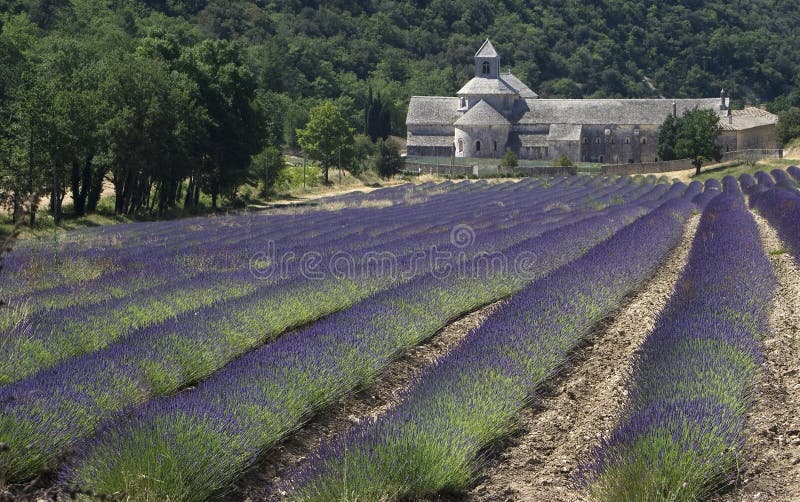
1, 172, 799, 501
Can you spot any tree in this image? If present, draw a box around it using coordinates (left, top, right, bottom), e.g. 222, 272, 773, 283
674, 109, 723, 176
296, 101, 354, 184
554, 155, 573, 167
500, 149, 518, 168
656, 114, 679, 161
180, 39, 265, 209
776, 107, 800, 147
249, 146, 284, 197
374, 138, 402, 179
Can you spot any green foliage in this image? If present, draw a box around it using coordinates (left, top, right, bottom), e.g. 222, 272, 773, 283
674, 109, 723, 173
657, 109, 722, 173
349, 133, 376, 176
657, 114, 679, 161
248, 146, 285, 197
554, 155, 573, 167
374, 138, 402, 179
775, 107, 800, 147
499, 149, 518, 168
2, 0, 800, 222
296, 101, 355, 184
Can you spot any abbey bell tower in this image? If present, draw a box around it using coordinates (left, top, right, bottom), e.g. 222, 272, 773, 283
474, 39, 500, 79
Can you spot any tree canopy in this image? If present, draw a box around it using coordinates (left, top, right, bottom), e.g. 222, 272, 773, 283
658, 109, 722, 174
2, 0, 800, 219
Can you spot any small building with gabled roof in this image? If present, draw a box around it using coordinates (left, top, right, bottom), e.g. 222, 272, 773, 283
406, 39, 778, 162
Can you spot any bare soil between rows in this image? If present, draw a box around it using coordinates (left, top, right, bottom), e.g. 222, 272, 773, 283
226, 302, 502, 502
463, 214, 701, 502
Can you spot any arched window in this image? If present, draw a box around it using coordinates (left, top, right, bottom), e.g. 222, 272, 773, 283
624, 137, 630, 144
457, 139, 463, 153
475, 140, 481, 152
595, 137, 601, 144
493, 141, 497, 151
482, 61, 490, 74
582, 137, 589, 144
641, 137, 647, 145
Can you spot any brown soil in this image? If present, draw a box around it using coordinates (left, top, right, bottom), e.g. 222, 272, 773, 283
467, 214, 701, 502
712, 214, 800, 501
226, 302, 502, 502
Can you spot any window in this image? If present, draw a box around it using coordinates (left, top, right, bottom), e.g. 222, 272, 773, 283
640, 137, 647, 145
459, 97, 466, 108
482, 61, 490, 74
476, 140, 481, 152
599, 155, 604, 163
624, 137, 630, 144
493, 141, 497, 151
594, 137, 601, 144
655, 157, 659, 162
458, 139, 463, 153
582, 137, 589, 144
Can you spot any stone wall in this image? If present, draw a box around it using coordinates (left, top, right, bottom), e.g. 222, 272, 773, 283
600, 149, 783, 176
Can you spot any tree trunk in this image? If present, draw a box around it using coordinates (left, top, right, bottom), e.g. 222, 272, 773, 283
184, 177, 194, 209
86, 166, 105, 213
694, 159, 702, 176
71, 159, 82, 216
52, 157, 62, 225
12, 192, 21, 223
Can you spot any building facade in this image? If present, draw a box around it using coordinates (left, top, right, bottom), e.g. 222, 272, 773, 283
406, 40, 778, 163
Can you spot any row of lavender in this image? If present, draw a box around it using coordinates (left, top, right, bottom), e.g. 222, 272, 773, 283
53, 185, 683, 499
584, 189, 775, 499
0, 181, 462, 305
284, 194, 696, 500
745, 167, 800, 266
2, 177, 614, 384
0, 178, 656, 482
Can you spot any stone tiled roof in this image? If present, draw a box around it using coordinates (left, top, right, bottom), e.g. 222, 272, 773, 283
406, 96, 460, 126
518, 98, 722, 125
518, 134, 549, 147
548, 123, 582, 141
454, 100, 511, 127
407, 134, 454, 147
720, 107, 779, 131
458, 77, 518, 96
500, 73, 539, 99
476, 39, 498, 57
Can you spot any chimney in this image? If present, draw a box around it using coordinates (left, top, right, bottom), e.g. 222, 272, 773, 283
720, 89, 728, 111
672, 100, 677, 118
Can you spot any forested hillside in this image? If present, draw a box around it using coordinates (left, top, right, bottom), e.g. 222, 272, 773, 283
1, 0, 799, 217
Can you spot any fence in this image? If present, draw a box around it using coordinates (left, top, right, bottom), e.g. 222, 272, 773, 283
600, 149, 783, 176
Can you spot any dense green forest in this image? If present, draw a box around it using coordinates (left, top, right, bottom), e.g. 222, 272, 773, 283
2, 0, 800, 219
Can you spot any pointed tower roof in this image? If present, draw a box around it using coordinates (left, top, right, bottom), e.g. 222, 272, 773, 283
455, 99, 510, 127
475, 39, 498, 58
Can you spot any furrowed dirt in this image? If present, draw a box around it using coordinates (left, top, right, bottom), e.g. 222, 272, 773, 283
467, 214, 700, 502
712, 214, 800, 501
227, 302, 502, 502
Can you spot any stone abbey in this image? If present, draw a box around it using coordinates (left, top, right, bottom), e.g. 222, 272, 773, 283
406, 40, 778, 164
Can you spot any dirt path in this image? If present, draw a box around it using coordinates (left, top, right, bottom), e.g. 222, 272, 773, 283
226, 302, 502, 502
468, 214, 700, 502
712, 214, 800, 501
